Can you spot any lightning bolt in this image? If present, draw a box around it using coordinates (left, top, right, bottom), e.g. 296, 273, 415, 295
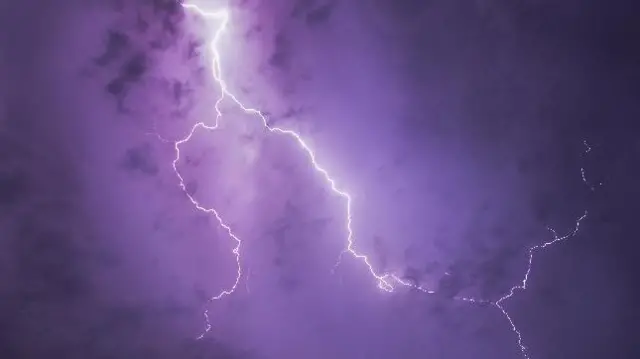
159, 2, 595, 356
489, 140, 594, 358
172, 2, 395, 339
493, 211, 588, 359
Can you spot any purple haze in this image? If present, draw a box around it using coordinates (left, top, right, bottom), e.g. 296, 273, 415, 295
0, 1, 636, 359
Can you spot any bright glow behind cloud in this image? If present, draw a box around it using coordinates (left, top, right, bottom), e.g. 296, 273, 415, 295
166, 3, 590, 358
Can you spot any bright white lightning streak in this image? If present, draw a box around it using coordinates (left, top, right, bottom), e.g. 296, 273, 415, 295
172, 3, 594, 356
493, 211, 588, 359
174, 2, 395, 338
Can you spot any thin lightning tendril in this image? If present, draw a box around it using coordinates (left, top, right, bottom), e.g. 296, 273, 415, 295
163, 2, 595, 356
174, 3, 395, 338
493, 211, 588, 359
581, 140, 602, 191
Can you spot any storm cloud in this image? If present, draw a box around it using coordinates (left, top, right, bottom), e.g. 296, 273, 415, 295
0, 0, 637, 358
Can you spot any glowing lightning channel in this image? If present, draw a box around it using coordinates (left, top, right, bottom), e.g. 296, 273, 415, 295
489, 140, 596, 358
172, 2, 395, 338
493, 211, 588, 359
172, 4, 596, 357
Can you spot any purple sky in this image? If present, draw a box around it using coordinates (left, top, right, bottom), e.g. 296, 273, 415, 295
1, 0, 638, 358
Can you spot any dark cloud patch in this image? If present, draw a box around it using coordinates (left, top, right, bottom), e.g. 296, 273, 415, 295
290, 0, 333, 24
121, 52, 148, 82
13, 218, 91, 303
106, 76, 127, 96
171, 79, 194, 104
122, 143, 159, 175
108, 0, 125, 12
269, 201, 311, 292
305, 4, 333, 26
270, 211, 295, 268
94, 30, 130, 68
135, 11, 150, 33
531, 190, 557, 223
149, 0, 181, 16
172, 80, 183, 101
291, 0, 313, 18
278, 275, 301, 291
149, 28, 177, 50
268, 32, 291, 71
473, 244, 523, 297
180, 338, 252, 359
437, 272, 467, 299
364, 0, 433, 36
104, 52, 148, 112
185, 38, 205, 61
147, 0, 186, 51
383, 0, 432, 18
93, 1, 193, 114
105, 78, 129, 113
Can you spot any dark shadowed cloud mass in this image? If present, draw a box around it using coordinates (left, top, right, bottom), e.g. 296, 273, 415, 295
0, 0, 638, 358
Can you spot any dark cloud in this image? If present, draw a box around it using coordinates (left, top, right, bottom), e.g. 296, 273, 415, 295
103, 52, 149, 112
185, 38, 205, 60
122, 143, 159, 175
149, 0, 182, 16
268, 32, 291, 70
12, 217, 90, 303
305, 4, 333, 25
94, 30, 131, 67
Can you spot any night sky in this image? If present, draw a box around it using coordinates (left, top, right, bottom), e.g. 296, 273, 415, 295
1, 0, 638, 358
